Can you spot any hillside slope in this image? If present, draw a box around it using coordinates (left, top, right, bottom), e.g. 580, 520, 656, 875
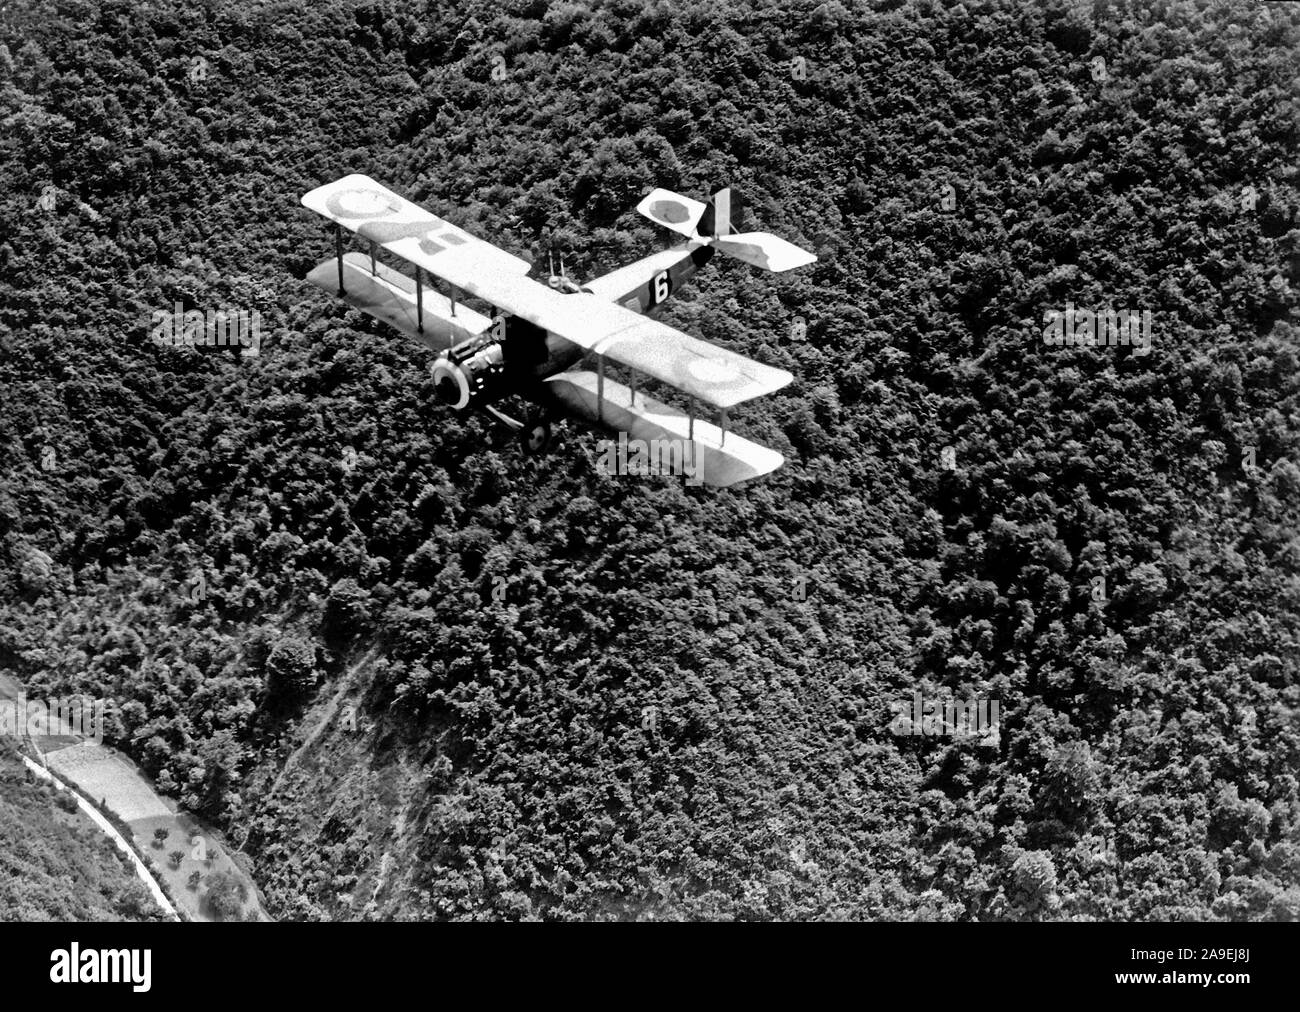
0, 744, 167, 921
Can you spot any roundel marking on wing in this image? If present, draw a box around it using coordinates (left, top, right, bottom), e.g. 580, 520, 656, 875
686, 356, 744, 387
649, 199, 691, 224
327, 187, 400, 219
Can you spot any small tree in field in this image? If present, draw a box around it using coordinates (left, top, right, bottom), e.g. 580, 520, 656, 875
152, 827, 169, 849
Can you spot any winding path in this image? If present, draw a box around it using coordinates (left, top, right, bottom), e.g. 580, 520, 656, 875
19, 752, 179, 921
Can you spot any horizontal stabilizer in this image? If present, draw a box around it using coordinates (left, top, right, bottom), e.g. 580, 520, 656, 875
636, 188, 708, 238
712, 231, 817, 272
637, 184, 816, 272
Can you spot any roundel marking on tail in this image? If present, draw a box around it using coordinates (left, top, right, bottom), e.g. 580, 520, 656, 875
648, 198, 693, 224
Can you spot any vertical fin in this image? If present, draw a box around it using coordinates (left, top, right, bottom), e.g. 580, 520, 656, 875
713, 187, 732, 236
698, 186, 744, 238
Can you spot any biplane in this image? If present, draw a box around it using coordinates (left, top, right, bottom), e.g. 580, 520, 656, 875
300, 174, 816, 487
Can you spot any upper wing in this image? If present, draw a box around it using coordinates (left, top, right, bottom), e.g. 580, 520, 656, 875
300, 174, 532, 277
426, 261, 790, 409
303, 175, 791, 408
432, 261, 790, 408
557, 296, 793, 408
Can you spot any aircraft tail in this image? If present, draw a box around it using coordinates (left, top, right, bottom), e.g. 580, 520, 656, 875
636, 186, 816, 273
697, 186, 746, 238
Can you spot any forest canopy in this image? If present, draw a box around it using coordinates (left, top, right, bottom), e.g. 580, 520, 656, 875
0, 0, 1297, 920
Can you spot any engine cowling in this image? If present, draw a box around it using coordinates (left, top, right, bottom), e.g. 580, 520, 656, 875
430, 335, 507, 410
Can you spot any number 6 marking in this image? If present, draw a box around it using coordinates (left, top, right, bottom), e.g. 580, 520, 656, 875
652, 271, 670, 305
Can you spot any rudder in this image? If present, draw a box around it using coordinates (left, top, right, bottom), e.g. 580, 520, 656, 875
698, 186, 746, 238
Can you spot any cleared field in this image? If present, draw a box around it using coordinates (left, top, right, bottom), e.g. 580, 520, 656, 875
44, 743, 171, 822
40, 740, 268, 921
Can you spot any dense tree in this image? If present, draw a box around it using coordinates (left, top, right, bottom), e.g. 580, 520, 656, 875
203, 870, 247, 920
0, 0, 1296, 921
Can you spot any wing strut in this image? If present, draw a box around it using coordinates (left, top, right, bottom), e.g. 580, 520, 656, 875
720, 408, 728, 447
596, 354, 605, 422
415, 267, 424, 333
369, 240, 377, 276
333, 224, 345, 295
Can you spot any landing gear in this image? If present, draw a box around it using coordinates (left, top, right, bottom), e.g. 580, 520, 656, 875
519, 417, 552, 456
478, 403, 552, 456
480, 403, 521, 449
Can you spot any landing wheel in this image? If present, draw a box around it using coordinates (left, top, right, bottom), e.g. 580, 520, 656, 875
519, 418, 552, 456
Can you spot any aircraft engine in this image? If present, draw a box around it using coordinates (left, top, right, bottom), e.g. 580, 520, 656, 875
430, 335, 508, 410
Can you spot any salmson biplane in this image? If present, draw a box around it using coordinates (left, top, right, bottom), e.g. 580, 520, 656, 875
300, 174, 815, 487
